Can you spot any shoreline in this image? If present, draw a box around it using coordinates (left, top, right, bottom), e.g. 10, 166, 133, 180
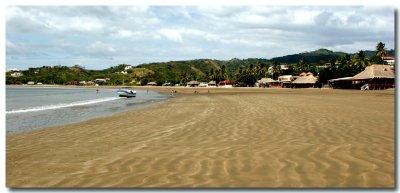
6, 88, 395, 187
5, 86, 173, 135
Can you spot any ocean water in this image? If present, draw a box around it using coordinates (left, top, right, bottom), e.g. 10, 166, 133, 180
6, 86, 172, 134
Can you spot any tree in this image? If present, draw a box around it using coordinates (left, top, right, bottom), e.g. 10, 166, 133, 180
352, 50, 371, 71
272, 60, 282, 79
375, 42, 387, 64
297, 57, 309, 73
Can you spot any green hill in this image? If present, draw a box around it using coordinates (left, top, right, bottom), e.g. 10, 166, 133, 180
7, 47, 394, 86
270, 49, 347, 64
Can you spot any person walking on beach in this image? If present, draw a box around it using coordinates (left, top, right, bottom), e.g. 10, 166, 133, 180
96, 88, 99, 94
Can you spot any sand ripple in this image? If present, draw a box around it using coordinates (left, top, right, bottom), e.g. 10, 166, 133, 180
7, 89, 394, 187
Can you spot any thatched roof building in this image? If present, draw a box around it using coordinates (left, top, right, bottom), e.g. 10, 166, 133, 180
259, 78, 276, 83
352, 65, 394, 80
291, 75, 318, 84
328, 65, 395, 89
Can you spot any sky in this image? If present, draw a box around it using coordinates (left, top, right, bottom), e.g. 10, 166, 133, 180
5, 6, 395, 70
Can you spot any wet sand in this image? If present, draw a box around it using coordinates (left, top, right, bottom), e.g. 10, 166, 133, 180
6, 88, 395, 188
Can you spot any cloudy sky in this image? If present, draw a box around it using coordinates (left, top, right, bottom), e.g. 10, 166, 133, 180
6, 6, 395, 70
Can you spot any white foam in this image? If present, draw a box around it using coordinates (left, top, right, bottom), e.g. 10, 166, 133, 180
6, 97, 121, 114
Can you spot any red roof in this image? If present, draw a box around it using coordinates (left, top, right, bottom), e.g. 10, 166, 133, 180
383, 56, 395, 60
219, 80, 232, 84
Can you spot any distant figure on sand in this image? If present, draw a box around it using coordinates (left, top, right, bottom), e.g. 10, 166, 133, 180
96, 89, 99, 94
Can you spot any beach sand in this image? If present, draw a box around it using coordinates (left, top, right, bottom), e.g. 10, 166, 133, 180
6, 88, 394, 188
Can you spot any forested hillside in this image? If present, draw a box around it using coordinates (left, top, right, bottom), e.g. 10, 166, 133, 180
6, 43, 394, 87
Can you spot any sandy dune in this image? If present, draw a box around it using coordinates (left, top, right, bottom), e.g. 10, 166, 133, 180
6, 88, 394, 187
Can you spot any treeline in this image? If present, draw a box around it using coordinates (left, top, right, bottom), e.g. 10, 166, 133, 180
6, 42, 393, 86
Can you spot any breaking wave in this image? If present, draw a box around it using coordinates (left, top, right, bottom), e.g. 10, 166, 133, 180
6, 97, 121, 114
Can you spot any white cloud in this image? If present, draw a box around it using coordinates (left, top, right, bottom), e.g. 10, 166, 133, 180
5, 6, 395, 70
158, 29, 183, 43
88, 41, 117, 55
111, 29, 134, 39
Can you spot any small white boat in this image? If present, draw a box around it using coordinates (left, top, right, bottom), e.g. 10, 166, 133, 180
117, 89, 136, 97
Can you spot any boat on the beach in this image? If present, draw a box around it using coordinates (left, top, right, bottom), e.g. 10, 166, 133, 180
117, 89, 136, 97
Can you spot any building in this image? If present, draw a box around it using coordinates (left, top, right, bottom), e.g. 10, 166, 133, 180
208, 81, 217, 87
10, 71, 23, 77
257, 78, 279, 88
147, 82, 157, 86
95, 79, 107, 83
383, 56, 395, 66
328, 64, 395, 90
187, 81, 200, 87
291, 73, 318, 88
7, 69, 23, 77
278, 75, 294, 87
278, 75, 293, 82
124, 65, 133, 71
68, 80, 78, 85
199, 82, 208, 87
218, 80, 232, 87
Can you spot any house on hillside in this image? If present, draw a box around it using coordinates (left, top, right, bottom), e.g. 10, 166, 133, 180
10, 71, 23, 77
124, 65, 133, 71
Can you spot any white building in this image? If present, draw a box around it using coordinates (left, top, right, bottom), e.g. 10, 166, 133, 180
383, 57, 395, 66
199, 82, 208, 87
11, 71, 23, 77
124, 65, 133, 71
278, 75, 293, 82
95, 79, 107, 83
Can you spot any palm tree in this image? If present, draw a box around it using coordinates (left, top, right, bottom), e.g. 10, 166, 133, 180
272, 60, 282, 79
337, 54, 351, 66
352, 50, 371, 71
255, 61, 263, 77
297, 57, 309, 73
237, 66, 243, 75
375, 42, 387, 64
219, 65, 227, 81
329, 59, 336, 72
209, 68, 215, 81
